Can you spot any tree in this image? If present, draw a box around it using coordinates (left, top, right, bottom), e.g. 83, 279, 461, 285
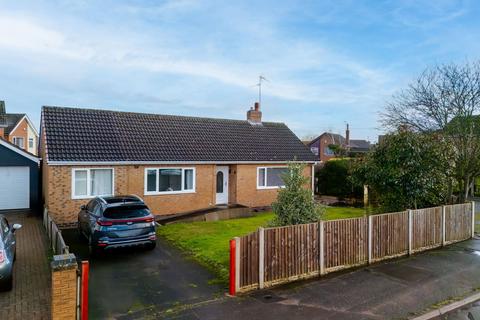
328, 144, 347, 157
352, 131, 452, 212
271, 162, 325, 226
381, 62, 480, 202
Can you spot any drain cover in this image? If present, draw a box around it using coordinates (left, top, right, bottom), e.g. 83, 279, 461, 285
250, 290, 286, 303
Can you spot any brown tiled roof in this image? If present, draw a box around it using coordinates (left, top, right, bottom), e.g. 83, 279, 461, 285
42, 106, 316, 163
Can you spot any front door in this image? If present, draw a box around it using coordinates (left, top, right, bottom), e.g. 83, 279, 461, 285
215, 166, 229, 205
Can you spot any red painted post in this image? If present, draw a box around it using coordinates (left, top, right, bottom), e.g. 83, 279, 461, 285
81, 261, 89, 320
229, 239, 236, 296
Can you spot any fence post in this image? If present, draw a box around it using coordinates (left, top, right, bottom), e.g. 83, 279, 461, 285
229, 239, 236, 296
368, 215, 372, 264
442, 206, 446, 246
319, 221, 325, 275
408, 210, 413, 255
472, 201, 476, 238
235, 237, 240, 293
258, 228, 265, 289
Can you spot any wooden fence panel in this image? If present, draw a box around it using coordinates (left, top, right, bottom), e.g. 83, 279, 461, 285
324, 217, 368, 270
234, 203, 473, 293
264, 223, 319, 284
412, 207, 442, 251
371, 211, 408, 260
239, 231, 259, 288
445, 203, 472, 242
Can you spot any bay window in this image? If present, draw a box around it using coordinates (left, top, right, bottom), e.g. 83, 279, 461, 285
72, 168, 114, 199
257, 167, 288, 189
145, 168, 195, 194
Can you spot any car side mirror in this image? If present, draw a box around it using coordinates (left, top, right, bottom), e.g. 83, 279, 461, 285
80, 205, 86, 210
12, 224, 22, 232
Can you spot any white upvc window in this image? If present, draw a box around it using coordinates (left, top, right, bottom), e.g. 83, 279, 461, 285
144, 167, 195, 195
28, 138, 34, 149
257, 166, 288, 189
72, 168, 114, 199
13, 137, 24, 148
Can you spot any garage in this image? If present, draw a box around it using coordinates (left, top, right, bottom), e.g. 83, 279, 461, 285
0, 139, 39, 212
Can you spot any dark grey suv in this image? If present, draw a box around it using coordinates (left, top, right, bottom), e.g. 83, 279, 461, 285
77, 195, 156, 254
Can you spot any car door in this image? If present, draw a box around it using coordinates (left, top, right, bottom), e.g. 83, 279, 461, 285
79, 200, 95, 235
0, 218, 14, 262
84, 200, 102, 236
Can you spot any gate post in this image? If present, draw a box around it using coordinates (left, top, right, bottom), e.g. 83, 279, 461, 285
51, 253, 78, 320
319, 221, 325, 275
472, 201, 476, 238
81, 261, 89, 320
442, 206, 446, 246
408, 210, 413, 255
368, 215, 373, 264
258, 228, 265, 289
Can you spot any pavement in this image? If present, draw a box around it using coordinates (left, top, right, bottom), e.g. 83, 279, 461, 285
64, 226, 480, 320
166, 239, 480, 320
0, 211, 51, 320
441, 300, 480, 319
62, 229, 224, 320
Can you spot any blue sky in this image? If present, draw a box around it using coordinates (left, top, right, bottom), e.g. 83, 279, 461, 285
0, 0, 478, 141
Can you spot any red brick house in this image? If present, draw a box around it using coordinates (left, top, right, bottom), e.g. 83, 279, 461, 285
0, 101, 39, 155
308, 124, 371, 163
40, 103, 316, 226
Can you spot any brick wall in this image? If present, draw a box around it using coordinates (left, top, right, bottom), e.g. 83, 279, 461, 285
51, 255, 77, 320
8, 118, 29, 151
44, 163, 313, 225
235, 164, 312, 207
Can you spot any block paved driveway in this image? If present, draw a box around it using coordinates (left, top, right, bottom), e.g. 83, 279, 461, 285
62, 229, 224, 319
0, 211, 51, 320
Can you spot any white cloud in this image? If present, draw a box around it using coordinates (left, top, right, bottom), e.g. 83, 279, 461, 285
0, 9, 393, 108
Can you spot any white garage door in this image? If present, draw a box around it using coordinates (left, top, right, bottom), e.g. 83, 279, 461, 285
0, 167, 30, 210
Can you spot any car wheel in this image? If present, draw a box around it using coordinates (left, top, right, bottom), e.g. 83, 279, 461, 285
88, 236, 97, 257
0, 275, 13, 292
77, 223, 85, 241
146, 242, 156, 250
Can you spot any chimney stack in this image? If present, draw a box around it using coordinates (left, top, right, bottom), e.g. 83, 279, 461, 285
345, 123, 350, 146
247, 102, 262, 124
0, 101, 6, 127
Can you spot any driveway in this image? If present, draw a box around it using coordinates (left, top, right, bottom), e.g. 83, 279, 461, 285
0, 211, 51, 320
62, 229, 224, 319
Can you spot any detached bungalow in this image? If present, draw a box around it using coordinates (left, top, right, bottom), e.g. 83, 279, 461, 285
40, 103, 316, 226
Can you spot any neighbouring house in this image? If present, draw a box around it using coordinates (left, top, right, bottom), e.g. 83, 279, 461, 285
40, 103, 317, 226
308, 124, 371, 163
0, 101, 39, 155
0, 138, 40, 211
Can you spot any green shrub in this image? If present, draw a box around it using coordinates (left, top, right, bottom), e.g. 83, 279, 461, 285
317, 159, 362, 198
271, 162, 325, 226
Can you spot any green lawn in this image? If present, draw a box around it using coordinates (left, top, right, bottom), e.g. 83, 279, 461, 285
157, 207, 366, 284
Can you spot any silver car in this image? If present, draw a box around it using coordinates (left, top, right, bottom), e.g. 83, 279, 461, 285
0, 215, 22, 291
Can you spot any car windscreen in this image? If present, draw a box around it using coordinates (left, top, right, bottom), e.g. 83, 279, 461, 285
103, 205, 150, 219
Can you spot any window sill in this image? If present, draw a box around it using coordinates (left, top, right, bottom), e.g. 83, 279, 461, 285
257, 186, 285, 190
71, 194, 113, 200
144, 190, 196, 196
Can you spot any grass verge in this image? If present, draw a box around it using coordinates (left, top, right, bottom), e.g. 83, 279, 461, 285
157, 207, 365, 283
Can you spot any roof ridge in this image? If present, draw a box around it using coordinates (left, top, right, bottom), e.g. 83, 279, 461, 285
42, 105, 284, 126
